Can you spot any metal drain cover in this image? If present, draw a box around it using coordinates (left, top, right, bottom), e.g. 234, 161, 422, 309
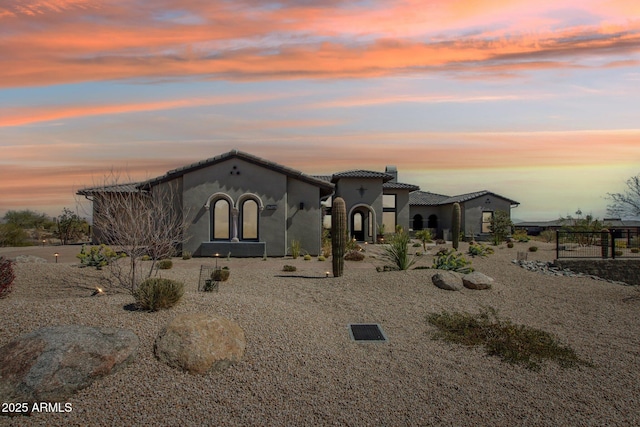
349, 324, 387, 342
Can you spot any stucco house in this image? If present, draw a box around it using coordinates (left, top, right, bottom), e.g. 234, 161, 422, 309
79, 149, 519, 257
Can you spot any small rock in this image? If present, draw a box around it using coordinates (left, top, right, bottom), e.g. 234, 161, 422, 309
155, 313, 245, 375
462, 272, 494, 290
432, 271, 463, 291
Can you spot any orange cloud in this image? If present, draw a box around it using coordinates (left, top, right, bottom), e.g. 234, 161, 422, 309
1, 1, 639, 87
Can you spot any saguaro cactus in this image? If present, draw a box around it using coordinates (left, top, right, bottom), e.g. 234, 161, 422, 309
331, 197, 346, 277
452, 202, 461, 250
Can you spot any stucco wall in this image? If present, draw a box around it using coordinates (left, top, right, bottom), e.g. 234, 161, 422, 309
180, 157, 322, 257
463, 196, 513, 240
286, 178, 322, 256
385, 189, 412, 232
335, 178, 383, 236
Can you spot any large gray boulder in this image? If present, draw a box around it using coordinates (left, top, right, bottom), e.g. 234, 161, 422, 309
432, 271, 463, 291
0, 325, 138, 402
155, 313, 245, 375
463, 272, 494, 290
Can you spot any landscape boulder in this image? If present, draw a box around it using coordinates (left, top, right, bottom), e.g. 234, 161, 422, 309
154, 313, 245, 375
462, 272, 494, 290
432, 271, 463, 291
0, 325, 138, 402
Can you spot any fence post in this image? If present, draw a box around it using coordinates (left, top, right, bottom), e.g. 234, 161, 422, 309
601, 229, 609, 259
611, 229, 616, 259
556, 230, 560, 259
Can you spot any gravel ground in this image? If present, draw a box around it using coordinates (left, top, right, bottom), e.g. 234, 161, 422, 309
1, 242, 639, 426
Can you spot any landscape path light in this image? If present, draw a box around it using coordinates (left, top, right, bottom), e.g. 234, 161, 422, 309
54, 252, 59, 263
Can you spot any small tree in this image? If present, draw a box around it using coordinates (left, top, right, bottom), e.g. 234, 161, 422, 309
56, 208, 89, 244
607, 174, 640, 219
79, 175, 189, 294
415, 229, 433, 251
489, 210, 513, 245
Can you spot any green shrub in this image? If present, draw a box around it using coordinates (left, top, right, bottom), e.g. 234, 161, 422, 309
615, 250, 623, 257
435, 239, 446, 245
427, 308, 592, 371
412, 242, 421, 247
182, 251, 192, 260
0, 257, 15, 299
282, 265, 297, 272
528, 246, 538, 252
512, 229, 530, 242
157, 259, 173, 270
631, 248, 639, 254
134, 278, 184, 311
432, 248, 473, 274
317, 255, 326, 261
507, 242, 514, 248
76, 244, 119, 269
468, 242, 494, 258
345, 250, 365, 261
304, 254, 312, 261
211, 267, 230, 281
141, 255, 151, 261
381, 231, 415, 270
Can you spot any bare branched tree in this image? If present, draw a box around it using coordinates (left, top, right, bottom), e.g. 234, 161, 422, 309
78, 173, 189, 294
607, 174, 640, 219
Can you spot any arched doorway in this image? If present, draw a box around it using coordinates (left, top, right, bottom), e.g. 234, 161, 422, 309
413, 214, 423, 230
351, 211, 365, 241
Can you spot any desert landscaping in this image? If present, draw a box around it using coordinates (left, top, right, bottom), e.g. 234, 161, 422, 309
1, 241, 639, 426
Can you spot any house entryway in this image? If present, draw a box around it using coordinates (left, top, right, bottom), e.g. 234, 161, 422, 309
349, 204, 376, 243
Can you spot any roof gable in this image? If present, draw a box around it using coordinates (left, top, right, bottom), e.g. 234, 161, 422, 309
331, 170, 394, 183
410, 190, 519, 206
140, 149, 334, 195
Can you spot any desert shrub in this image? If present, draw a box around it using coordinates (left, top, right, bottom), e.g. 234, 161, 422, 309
304, 254, 312, 261
290, 240, 301, 259
507, 242, 514, 248
529, 246, 539, 252
157, 259, 173, 270
615, 250, 623, 257
282, 265, 297, 272
412, 242, 421, 247
211, 267, 230, 281
631, 248, 639, 254
317, 255, 326, 261
512, 229, 530, 242
468, 242, 494, 258
427, 308, 592, 371
539, 230, 555, 243
435, 239, 446, 245
141, 255, 151, 261
345, 250, 365, 261
346, 236, 360, 251
415, 229, 433, 251
134, 278, 184, 311
432, 248, 473, 274
77, 244, 119, 269
322, 229, 332, 257
381, 231, 416, 270
0, 257, 16, 299
182, 251, 192, 260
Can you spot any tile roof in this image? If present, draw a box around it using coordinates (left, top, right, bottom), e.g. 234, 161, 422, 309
139, 149, 334, 195
331, 170, 394, 183
409, 190, 451, 206
383, 181, 420, 191
77, 183, 144, 196
410, 190, 519, 206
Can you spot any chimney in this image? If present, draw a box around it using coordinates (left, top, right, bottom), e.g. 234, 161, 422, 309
385, 165, 397, 182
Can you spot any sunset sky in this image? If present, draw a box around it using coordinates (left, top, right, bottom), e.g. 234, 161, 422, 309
1, 0, 639, 221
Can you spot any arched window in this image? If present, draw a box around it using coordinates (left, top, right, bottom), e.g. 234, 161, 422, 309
241, 199, 258, 240
413, 214, 423, 230
212, 199, 230, 240
428, 214, 438, 229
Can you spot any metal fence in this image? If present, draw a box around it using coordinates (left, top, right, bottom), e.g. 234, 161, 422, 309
556, 229, 640, 259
